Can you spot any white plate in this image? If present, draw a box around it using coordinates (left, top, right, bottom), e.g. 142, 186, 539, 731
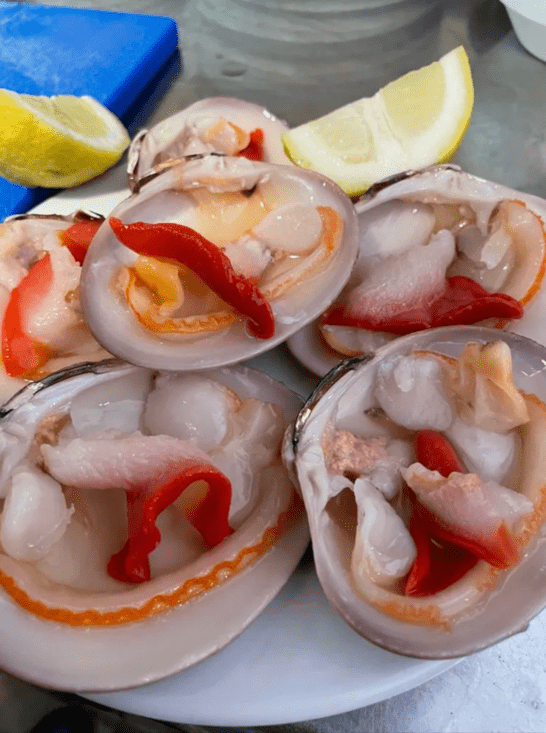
84, 550, 458, 727
4, 168, 458, 725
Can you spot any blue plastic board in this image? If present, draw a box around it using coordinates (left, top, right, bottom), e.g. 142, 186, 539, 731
0, 1, 180, 220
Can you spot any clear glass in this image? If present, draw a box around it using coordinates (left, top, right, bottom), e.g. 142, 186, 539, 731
181, 0, 445, 124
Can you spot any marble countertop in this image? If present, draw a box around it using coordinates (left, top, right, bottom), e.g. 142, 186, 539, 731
2, 1, 546, 731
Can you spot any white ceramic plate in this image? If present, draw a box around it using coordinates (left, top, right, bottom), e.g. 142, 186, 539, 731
84, 551, 458, 727
2, 167, 458, 724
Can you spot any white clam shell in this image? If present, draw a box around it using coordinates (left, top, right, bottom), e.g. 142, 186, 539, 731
80, 155, 360, 371
289, 165, 546, 377
0, 359, 309, 688
285, 326, 546, 658
127, 97, 291, 190
0, 210, 110, 402
355, 166, 546, 346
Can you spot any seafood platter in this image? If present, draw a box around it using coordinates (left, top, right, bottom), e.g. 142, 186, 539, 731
1, 94, 546, 700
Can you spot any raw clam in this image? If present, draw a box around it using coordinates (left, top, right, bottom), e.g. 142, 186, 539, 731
127, 97, 290, 190
0, 211, 110, 401
285, 326, 546, 658
81, 154, 359, 371
0, 359, 308, 648
319, 165, 546, 360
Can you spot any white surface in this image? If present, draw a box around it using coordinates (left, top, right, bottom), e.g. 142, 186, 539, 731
287, 321, 342, 377
84, 559, 458, 727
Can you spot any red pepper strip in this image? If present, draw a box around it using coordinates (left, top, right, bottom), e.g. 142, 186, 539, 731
107, 461, 233, 584
405, 498, 479, 597
405, 432, 478, 595
109, 217, 275, 339
322, 276, 523, 335
412, 430, 519, 570
414, 429, 464, 477
1, 253, 53, 377
430, 276, 523, 328
238, 128, 264, 161
415, 507, 518, 570
58, 219, 103, 265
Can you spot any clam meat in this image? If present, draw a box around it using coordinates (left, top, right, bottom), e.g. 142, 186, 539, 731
0, 360, 308, 632
319, 166, 546, 359
127, 97, 291, 190
81, 154, 359, 371
286, 326, 546, 658
0, 212, 110, 402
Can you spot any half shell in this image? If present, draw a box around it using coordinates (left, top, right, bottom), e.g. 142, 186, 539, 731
0, 359, 308, 687
0, 211, 110, 401
127, 97, 291, 190
81, 154, 359, 371
285, 326, 546, 658
317, 165, 546, 363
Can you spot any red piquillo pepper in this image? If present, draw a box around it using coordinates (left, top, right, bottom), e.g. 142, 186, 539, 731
414, 429, 464, 476
413, 430, 518, 569
405, 430, 521, 596
406, 431, 477, 596
238, 128, 264, 161
413, 501, 518, 570
108, 461, 233, 584
58, 219, 103, 265
109, 217, 275, 339
322, 276, 524, 335
405, 499, 479, 597
1, 253, 53, 378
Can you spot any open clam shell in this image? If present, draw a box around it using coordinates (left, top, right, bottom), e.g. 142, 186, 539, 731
0, 210, 110, 402
285, 326, 546, 658
81, 155, 359, 371
316, 165, 546, 364
127, 97, 291, 190
0, 359, 309, 688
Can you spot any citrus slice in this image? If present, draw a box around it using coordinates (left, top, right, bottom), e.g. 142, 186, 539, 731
282, 46, 474, 197
0, 89, 130, 188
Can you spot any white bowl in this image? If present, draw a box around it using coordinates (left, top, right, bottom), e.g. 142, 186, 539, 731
502, 0, 546, 62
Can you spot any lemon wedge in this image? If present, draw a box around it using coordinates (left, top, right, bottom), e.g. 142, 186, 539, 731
282, 46, 474, 196
0, 89, 130, 188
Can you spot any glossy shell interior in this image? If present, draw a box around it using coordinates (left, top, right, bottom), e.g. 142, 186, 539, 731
127, 96, 291, 189
0, 211, 110, 401
285, 325, 546, 658
80, 155, 360, 371
0, 359, 309, 689
316, 164, 546, 364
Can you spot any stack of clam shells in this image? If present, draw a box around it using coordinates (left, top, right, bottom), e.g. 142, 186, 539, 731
1, 96, 546, 685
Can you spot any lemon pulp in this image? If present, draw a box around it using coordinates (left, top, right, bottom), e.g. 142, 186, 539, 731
0, 90, 130, 188
282, 46, 474, 196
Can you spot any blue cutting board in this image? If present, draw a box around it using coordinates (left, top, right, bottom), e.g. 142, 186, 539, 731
0, 1, 180, 220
